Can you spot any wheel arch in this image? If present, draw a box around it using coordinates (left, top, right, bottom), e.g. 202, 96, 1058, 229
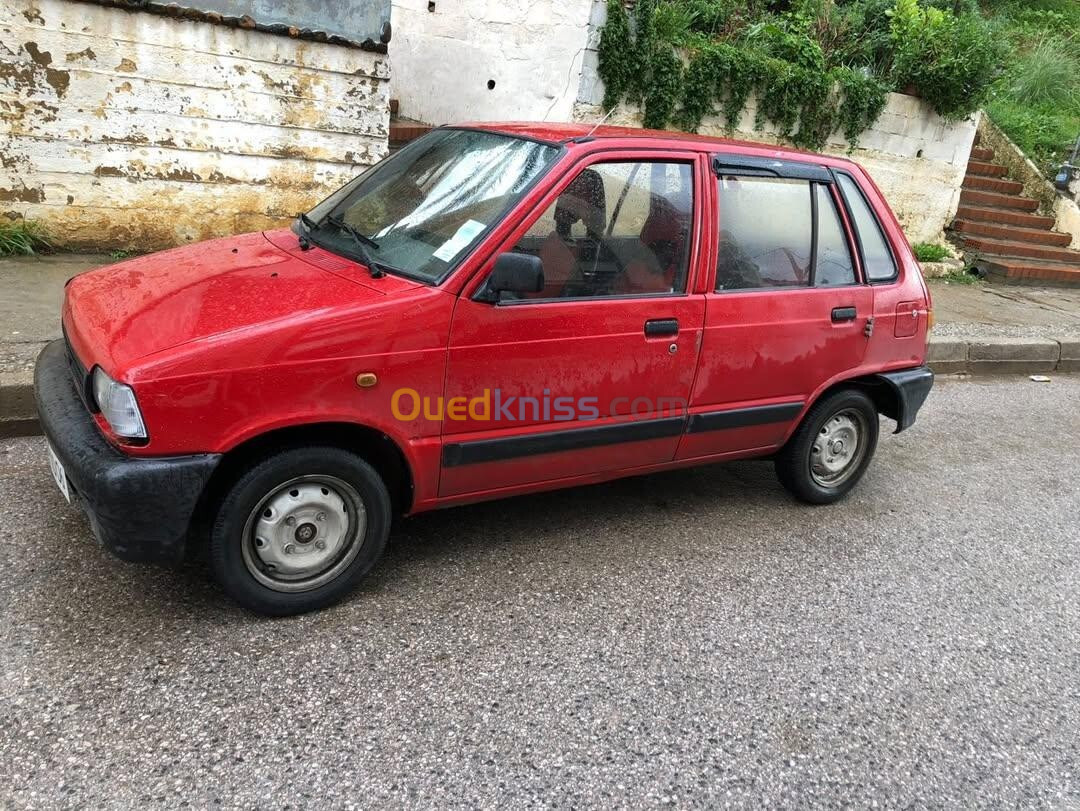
193, 422, 415, 540
805, 371, 919, 436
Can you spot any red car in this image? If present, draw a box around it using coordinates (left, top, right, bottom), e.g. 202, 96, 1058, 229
35, 123, 933, 615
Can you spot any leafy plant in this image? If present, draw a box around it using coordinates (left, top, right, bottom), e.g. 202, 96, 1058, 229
913, 242, 949, 262
889, 0, 1002, 120
0, 220, 51, 256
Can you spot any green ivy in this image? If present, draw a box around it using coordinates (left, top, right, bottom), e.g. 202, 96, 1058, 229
596, 0, 993, 150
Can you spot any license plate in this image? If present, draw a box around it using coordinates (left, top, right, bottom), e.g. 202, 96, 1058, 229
46, 442, 71, 503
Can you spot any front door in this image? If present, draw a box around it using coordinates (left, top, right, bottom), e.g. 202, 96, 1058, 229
676, 157, 874, 460
439, 154, 708, 498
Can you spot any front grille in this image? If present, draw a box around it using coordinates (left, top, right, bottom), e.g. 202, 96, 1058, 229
61, 324, 95, 412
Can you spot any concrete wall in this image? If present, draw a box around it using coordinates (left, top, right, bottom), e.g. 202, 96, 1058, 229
1, 0, 390, 251
572, 93, 978, 245
389, 0, 594, 125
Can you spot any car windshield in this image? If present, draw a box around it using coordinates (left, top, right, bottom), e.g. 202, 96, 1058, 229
299, 128, 561, 283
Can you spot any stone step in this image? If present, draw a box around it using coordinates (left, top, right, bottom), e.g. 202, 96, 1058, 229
959, 189, 1039, 212
969, 146, 995, 162
962, 235, 1080, 264
978, 258, 1080, 287
952, 219, 1072, 247
962, 175, 1025, 194
954, 204, 1056, 229
965, 160, 1008, 178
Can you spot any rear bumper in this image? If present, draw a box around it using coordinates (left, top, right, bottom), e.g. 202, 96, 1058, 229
33, 339, 221, 564
876, 365, 934, 433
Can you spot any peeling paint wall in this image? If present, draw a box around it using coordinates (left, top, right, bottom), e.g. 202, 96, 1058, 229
389, 0, 594, 125
1, 0, 390, 250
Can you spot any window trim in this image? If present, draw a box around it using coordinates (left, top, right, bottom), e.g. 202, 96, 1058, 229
831, 169, 899, 285
473, 156, 700, 305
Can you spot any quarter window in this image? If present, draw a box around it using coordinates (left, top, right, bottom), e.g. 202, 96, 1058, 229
506, 161, 694, 300
814, 185, 857, 287
716, 176, 812, 290
836, 173, 897, 282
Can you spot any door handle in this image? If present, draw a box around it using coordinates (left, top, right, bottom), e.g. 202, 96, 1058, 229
644, 318, 679, 338
831, 306, 857, 323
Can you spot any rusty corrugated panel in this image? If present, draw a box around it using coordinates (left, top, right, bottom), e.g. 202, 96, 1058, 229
71, 0, 392, 52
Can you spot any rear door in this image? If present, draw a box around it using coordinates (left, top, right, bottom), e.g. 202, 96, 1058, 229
676, 154, 873, 461
439, 151, 709, 498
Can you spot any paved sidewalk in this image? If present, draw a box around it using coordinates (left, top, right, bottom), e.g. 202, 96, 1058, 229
2, 254, 1080, 434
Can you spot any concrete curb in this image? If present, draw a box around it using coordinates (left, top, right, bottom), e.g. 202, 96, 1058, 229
2, 337, 1078, 438
928, 335, 1080, 376
0, 371, 38, 438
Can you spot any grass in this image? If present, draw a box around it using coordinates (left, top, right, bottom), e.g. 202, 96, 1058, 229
982, 0, 1080, 177
913, 242, 950, 262
936, 268, 982, 285
0, 220, 52, 256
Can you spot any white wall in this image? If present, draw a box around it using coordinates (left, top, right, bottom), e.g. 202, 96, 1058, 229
1, 0, 390, 251
572, 90, 979, 245
389, 0, 594, 125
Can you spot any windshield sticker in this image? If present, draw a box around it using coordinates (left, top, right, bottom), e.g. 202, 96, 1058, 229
432, 219, 486, 263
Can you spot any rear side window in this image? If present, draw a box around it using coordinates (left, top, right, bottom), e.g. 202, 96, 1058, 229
716, 176, 812, 290
836, 173, 897, 282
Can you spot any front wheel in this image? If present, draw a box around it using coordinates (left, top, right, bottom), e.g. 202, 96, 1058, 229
775, 389, 879, 505
210, 447, 391, 616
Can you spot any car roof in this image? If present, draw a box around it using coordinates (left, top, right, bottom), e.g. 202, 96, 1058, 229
455, 121, 860, 169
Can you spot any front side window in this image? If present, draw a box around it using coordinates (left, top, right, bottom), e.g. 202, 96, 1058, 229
302, 129, 560, 283
836, 173, 897, 282
716, 176, 812, 291
504, 161, 694, 300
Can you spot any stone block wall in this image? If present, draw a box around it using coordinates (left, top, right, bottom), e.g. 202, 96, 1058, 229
1, 0, 390, 251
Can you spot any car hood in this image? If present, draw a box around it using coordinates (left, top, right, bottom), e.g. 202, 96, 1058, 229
64, 230, 421, 373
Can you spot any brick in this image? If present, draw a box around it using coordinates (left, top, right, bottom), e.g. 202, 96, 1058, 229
952, 220, 1072, 247
959, 190, 1040, 211
962, 175, 1024, 194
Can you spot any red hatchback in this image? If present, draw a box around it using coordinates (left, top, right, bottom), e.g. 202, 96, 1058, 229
35, 123, 933, 615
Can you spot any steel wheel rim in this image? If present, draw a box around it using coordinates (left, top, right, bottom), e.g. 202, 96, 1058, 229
241, 475, 367, 593
809, 408, 868, 488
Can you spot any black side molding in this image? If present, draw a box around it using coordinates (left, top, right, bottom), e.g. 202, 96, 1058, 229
874, 365, 934, 433
686, 401, 804, 434
442, 416, 685, 467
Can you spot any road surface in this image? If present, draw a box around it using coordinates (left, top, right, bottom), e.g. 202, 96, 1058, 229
1, 376, 1078, 807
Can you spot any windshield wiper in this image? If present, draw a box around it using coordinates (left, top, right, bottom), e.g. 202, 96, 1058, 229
326, 215, 386, 278
294, 211, 318, 250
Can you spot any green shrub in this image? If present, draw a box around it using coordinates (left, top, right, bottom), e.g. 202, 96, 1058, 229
0, 220, 51, 256
889, 0, 1002, 120
913, 242, 949, 262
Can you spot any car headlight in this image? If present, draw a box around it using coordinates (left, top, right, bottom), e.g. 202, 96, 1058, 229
92, 367, 147, 440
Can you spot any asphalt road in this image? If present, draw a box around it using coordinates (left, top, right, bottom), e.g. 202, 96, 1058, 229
2, 377, 1079, 807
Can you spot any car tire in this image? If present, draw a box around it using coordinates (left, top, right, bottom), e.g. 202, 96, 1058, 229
210, 446, 391, 616
775, 388, 879, 505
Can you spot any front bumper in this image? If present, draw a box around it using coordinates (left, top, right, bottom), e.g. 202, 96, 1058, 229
33, 339, 221, 564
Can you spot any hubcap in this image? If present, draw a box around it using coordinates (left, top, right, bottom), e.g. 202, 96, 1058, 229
241, 475, 366, 593
810, 409, 867, 487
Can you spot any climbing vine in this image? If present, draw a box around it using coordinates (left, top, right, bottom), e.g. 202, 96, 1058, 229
597, 0, 905, 151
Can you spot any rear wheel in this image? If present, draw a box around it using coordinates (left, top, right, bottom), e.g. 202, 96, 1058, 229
210, 447, 391, 615
775, 389, 878, 504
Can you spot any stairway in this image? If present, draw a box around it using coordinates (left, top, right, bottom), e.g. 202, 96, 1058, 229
388, 99, 432, 153
951, 141, 1080, 286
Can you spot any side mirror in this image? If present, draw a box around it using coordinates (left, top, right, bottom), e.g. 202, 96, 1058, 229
485, 252, 544, 300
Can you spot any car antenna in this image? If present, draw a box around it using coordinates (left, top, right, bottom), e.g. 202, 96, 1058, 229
571, 106, 617, 143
